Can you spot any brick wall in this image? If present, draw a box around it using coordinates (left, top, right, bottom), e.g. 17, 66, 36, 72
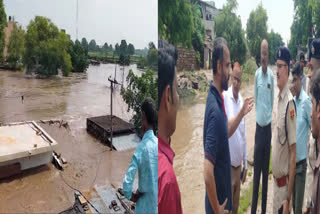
176, 46, 199, 72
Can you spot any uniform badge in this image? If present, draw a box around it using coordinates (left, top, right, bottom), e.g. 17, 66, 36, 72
290, 109, 295, 120
312, 46, 315, 55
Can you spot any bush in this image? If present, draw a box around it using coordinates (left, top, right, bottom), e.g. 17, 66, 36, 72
241, 57, 258, 83
242, 57, 258, 75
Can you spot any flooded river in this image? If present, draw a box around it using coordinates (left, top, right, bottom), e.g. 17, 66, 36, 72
0, 64, 142, 213
172, 67, 279, 214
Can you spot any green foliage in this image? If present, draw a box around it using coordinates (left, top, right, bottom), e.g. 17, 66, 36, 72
159, 0, 193, 47
23, 16, 72, 76
288, 0, 313, 58
191, 3, 205, 67
81, 37, 89, 55
114, 43, 120, 55
69, 40, 89, 72
268, 30, 284, 64
215, 0, 247, 65
102, 42, 109, 52
147, 48, 158, 70
88, 39, 98, 52
120, 69, 158, 134
7, 22, 25, 69
120, 39, 128, 55
246, 3, 268, 66
119, 53, 130, 65
241, 57, 258, 83
137, 55, 146, 69
128, 43, 135, 55
135, 47, 148, 57
0, 0, 6, 62
137, 43, 157, 70
309, 0, 320, 38
269, 146, 272, 174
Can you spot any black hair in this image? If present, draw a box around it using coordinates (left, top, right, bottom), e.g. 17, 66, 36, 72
291, 62, 302, 77
158, 39, 178, 108
141, 97, 157, 128
310, 69, 320, 108
212, 37, 227, 75
300, 52, 305, 61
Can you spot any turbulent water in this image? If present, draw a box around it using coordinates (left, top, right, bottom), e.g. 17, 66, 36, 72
0, 64, 142, 213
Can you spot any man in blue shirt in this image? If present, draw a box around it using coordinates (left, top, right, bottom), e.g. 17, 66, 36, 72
252, 39, 274, 214
123, 98, 158, 214
203, 37, 253, 214
290, 63, 312, 214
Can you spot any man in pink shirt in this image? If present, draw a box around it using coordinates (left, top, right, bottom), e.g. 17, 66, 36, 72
157, 39, 183, 214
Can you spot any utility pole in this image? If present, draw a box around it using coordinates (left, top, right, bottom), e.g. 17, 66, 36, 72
76, 0, 79, 40
108, 67, 120, 151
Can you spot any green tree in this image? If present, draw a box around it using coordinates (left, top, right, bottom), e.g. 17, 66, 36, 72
121, 69, 158, 135
102, 42, 109, 52
246, 3, 268, 66
109, 44, 113, 51
288, 0, 312, 58
309, 0, 320, 37
81, 37, 89, 55
114, 43, 120, 55
268, 30, 284, 64
215, 0, 247, 65
88, 39, 97, 52
69, 39, 89, 72
120, 39, 128, 55
191, 3, 205, 67
0, 0, 6, 61
128, 43, 135, 55
0, 0, 7, 61
148, 42, 156, 50
23, 16, 72, 76
159, 0, 193, 47
147, 48, 158, 70
7, 22, 25, 69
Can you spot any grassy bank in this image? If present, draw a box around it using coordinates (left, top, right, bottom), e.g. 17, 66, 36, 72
88, 51, 142, 64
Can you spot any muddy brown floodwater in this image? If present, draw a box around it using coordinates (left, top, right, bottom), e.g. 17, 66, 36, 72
0, 64, 142, 213
172, 66, 279, 214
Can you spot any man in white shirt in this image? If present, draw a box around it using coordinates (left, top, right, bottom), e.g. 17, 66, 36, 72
223, 62, 247, 214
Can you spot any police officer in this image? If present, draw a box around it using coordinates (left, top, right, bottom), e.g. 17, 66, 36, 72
303, 38, 320, 214
272, 46, 297, 214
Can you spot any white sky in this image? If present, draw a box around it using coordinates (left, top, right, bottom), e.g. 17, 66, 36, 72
213, 0, 294, 46
4, 0, 158, 49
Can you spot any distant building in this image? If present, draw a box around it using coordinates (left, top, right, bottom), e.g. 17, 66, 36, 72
198, 0, 221, 69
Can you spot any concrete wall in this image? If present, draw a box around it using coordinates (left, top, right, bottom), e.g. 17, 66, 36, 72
176, 46, 199, 72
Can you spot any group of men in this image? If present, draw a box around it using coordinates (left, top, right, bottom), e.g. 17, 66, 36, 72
157, 36, 320, 214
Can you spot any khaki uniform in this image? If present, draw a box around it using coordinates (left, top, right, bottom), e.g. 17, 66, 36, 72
272, 83, 297, 213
